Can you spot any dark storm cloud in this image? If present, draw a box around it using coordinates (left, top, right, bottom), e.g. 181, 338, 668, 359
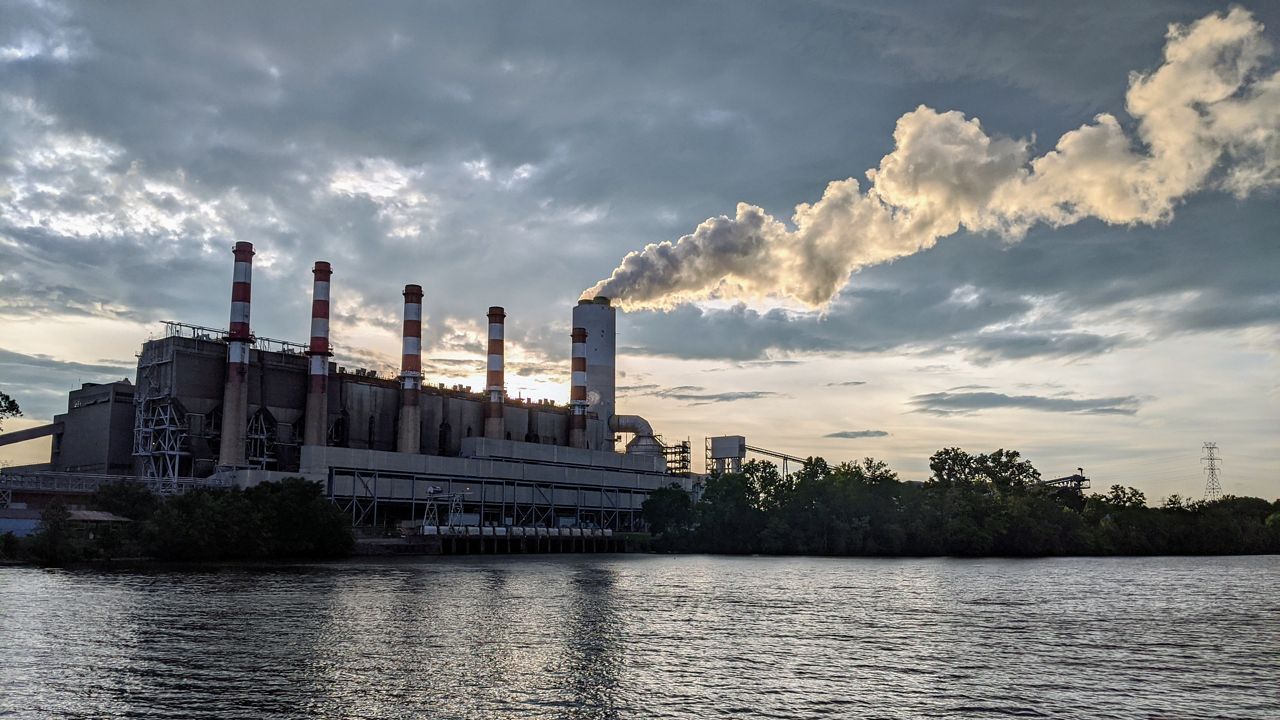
620, 191, 1275, 362
825, 381, 867, 387
658, 389, 779, 406
623, 384, 779, 406
825, 430, 889, 439
1, 0, 1275, 366
0, 347, 133, 419
621, 282, 1039, 361
908, 390, 1142, 417
954, 332, 1131, 365
734, 359, 804, 368
856, 1, 1217, 110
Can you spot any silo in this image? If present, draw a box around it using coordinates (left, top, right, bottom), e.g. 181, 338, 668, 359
572, 297, 615, 450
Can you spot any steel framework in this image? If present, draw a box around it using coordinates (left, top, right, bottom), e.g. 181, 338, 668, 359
660, 437, 691, 476
160, 320, 308, 355
326, 466, 645, 532
134, 322, 310, 485
746, 444, 806, 477
0, 470, 230, 507
246, 409, 277, 470
133, 339, 191, 491
1040, 469, 1091, 491
1202, 442, 1223, 501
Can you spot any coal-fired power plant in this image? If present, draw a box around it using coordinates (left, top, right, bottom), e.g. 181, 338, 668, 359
10, 243, 690, 538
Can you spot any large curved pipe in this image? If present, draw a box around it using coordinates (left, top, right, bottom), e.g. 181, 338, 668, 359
610, 414, 664, 456
609, 414, 653, 437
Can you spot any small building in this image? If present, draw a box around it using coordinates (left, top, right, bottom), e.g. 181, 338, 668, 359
0, 507, 131, 538
52, 380, 136, 475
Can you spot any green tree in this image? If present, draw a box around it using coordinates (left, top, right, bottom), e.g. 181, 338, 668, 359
29, 501, 81, 565
0, 390, 19, 432
625, 446, 1277, 558
92, 481, 161, 521
922, 448, 1013, 555
0, 531, 18, 559
244, 477, 354, 558
978, 449, 1041, 489
695, 470, 766, 554
750, 459, 795, 513
143, 478, 352, 561
641, 484, 694, 536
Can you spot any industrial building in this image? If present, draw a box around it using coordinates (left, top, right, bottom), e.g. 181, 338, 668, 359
0, 243, 695, 536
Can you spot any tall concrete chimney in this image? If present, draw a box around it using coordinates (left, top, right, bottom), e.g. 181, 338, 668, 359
572, 297, 616, 450
303, 261, 332, 447
218, 241, 254, 466
570, 327, 588, 449
484, 306, 506, 440
397, 284, 423, 453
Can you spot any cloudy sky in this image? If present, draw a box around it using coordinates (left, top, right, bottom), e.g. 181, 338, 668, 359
1, 0, 1276, 499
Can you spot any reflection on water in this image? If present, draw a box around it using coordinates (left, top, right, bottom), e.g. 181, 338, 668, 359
1, 555, 1277, 719
566, 567, 621, 719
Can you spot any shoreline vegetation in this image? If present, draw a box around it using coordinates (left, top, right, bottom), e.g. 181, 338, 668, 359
2, 447, 1276, 567
641, 448, 1280, 557
3, 478, 354, 567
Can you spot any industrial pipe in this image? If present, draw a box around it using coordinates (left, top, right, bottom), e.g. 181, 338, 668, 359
484, 306, 506, 440
303, 261, 332, 447
398, 284, 423, 453
609, 414, 663, 456
218, 241, 254, 467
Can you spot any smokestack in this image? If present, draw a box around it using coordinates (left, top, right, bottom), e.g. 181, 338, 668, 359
303, 261, 332, 447
484, 306, 506, 440
572, 297, 616, 450
218, 241, 254, 467
397, 284, 423, 453
570, 327, 588, 449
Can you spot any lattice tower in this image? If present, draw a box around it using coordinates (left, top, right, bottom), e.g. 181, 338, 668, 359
1201, 442, 1223, 501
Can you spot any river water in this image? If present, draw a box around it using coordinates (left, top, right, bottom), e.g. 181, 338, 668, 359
0, 555, 1276, 719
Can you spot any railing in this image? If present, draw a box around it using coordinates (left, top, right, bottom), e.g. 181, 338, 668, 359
0, 471, 232, 497
159, 320, 310, 355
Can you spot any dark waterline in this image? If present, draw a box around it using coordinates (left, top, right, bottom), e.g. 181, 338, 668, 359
2, 555, 1276, 719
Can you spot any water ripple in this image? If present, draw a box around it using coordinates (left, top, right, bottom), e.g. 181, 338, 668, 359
0, 555, 1277, 719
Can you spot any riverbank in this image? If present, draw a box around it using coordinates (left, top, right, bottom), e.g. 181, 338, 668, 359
643, 452, 1280, 557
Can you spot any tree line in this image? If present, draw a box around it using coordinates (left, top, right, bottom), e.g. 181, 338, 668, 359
4, 478, 354, 565
641, 448, 1280, 556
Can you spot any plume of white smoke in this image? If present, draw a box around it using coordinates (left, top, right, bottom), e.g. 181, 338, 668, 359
584, 8, 1280, 309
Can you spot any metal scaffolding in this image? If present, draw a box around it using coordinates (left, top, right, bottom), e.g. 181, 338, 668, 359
133, 338, 191, 492
660, 437, 691, 476
246, 409, 277, 470
327, 466, 645, 532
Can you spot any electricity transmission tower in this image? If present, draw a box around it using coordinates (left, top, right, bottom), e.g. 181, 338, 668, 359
1201, 442, 1223, 501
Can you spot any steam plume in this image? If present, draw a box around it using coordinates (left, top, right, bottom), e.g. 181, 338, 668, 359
584, 8, 1280, 310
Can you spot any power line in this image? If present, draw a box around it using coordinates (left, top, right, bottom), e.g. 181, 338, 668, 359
1201, 442, 1223, 501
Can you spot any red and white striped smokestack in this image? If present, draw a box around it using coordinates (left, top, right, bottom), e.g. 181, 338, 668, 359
218, 241, 255, 467
484, 306, 506, 440
303, 261, 332, 447
570, 326, 588, 449
397, 284, 423, 453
